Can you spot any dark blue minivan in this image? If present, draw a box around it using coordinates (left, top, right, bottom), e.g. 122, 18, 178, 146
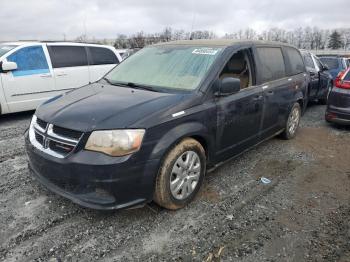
25, 40, 308, 210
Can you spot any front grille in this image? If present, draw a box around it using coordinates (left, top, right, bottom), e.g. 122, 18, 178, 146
36, 118, 48, 130
49, 140, 75, 154
35, 132, 44, 146
53, 126, 83, 140
30, 115, 84, 158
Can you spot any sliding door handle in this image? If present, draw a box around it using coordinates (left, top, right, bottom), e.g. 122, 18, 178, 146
56, 73, 67, 77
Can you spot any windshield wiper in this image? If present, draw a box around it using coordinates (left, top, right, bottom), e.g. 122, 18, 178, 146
102, 77, 114, 85
102, 78, 160, 92
125, 82, 158, 92
107, 80, 159, 92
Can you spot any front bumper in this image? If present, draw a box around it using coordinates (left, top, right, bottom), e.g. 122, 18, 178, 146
25, 132, 160, 210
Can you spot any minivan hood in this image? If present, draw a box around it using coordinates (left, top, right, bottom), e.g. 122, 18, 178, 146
36, 83, 188, 131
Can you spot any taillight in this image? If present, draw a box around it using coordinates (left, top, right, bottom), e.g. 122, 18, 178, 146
335, 69, 350, 89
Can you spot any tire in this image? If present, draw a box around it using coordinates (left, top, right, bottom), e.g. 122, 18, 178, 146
280, 103, 301, 140
154, 138, 206, 210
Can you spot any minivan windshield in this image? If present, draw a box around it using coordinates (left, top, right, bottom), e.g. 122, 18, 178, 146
105, 45, 223, 91
0, 45, 16, 57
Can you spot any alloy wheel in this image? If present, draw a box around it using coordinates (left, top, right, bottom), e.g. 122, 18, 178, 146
288, 106, 300, 135
170, 151, 201, 200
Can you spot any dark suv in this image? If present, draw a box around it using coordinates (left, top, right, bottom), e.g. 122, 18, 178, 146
25, 40, 308, 210
301, 50, 333, 104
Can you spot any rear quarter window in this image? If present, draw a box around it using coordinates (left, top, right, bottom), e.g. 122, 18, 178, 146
48, 46, 88, 68
256, 47, 286, 83
284, 47, 305, 75
88, 47, 119, 65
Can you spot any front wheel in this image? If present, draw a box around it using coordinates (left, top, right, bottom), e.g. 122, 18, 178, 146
280, 103, 301, 140
154, 138, 206, 210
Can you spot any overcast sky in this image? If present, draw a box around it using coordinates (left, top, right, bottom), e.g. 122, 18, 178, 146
1, 0, 349, 40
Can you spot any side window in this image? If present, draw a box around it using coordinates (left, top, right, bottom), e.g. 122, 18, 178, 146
302, 53, 315, 69
89, 47, 119, 65
7, 46, 49, 77
284, 47, 305, 75
219, 49, 254, 89
314, 57, 324, 70
48, 46, 88, 68
256, 47, 286, 83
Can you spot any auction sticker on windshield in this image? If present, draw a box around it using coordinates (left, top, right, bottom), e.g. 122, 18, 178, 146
192, 48, 221, 55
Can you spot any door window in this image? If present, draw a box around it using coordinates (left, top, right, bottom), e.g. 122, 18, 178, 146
7, 46, 49, 77
48, 46, 88, 68
314, 56, 324, 71
302, 53, 315, 69
219, 49, 254, 89
284, 47, 305, 75
89, 47, 119, 65
256, 47, 286, 83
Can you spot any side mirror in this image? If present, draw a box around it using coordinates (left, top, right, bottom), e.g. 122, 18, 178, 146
1, 61, 17, 72
216, 77, 241, 96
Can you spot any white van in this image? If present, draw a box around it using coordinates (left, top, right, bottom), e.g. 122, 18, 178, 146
0, 42, 122, 115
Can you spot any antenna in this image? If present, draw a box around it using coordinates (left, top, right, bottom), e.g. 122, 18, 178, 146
189, 0, 196, 40
189, 13, 196, 40
83, 13, 88, 41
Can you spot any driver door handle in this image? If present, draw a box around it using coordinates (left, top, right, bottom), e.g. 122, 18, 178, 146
253, 95, 263, 101
40, 74, 52, 78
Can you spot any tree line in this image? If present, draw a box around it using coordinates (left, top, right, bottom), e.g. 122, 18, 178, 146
85, 27, 350, 50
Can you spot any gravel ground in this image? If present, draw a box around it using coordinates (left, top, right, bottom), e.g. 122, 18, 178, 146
0, 104, 349, 262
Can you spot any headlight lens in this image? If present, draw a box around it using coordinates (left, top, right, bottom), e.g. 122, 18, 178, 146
85, 129, 145, 156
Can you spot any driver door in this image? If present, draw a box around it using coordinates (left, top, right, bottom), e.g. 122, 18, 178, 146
215, 49, 263, 161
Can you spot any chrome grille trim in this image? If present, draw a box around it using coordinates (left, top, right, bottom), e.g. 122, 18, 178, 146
47, 124, 80, 144
29, 115, 82, 158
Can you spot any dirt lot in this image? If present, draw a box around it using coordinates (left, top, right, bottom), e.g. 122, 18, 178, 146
0, 104, 349, 262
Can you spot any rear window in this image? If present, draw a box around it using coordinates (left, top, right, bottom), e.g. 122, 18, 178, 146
256, 47, 286, 83
284, 47, 305, 75
344, 70, 350, 81
48, 46, 88, 68
89, 47, 118, 65
319, 57, 339, 70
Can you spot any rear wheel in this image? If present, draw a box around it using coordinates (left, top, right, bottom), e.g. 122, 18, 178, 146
154, 138, 206, 210
281, 103, 301, 140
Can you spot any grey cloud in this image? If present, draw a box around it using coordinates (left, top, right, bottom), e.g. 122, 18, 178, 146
0, 0, 349, 40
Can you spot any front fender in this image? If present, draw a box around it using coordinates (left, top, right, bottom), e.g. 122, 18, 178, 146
149, 121, 214, 164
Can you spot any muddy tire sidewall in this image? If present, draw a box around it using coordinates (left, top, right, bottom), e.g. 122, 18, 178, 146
153, 138, 206, 210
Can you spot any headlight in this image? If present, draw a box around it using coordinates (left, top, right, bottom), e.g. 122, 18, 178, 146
85, 129, 145, 156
